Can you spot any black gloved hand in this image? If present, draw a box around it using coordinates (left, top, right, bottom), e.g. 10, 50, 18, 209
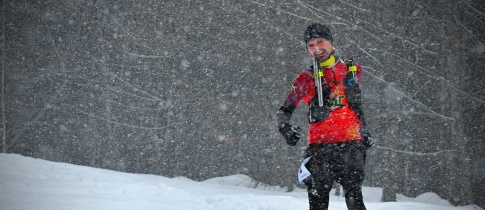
278, 123, 302, 146
363, 131, 373, 148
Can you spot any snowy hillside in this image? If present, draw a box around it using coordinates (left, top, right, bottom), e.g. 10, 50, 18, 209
0, 154, 482, 210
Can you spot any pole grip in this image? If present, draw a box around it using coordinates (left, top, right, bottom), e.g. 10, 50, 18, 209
313, 58, 324, 107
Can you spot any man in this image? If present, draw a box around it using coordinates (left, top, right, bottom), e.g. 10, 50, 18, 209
275, 23, 373, 210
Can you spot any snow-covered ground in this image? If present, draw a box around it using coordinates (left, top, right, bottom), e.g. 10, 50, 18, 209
0, 153, 482, 210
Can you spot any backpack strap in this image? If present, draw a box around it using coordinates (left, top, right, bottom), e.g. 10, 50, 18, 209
345, 56, 357, 77
343, 56, 368, 129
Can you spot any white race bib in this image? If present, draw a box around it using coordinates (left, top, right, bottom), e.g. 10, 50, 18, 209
298, 156, 313, 184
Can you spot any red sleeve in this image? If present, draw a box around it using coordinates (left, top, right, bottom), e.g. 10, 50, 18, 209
284, 70, 314, 108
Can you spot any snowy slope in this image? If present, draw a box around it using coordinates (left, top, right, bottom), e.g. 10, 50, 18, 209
0, 153, 481, 210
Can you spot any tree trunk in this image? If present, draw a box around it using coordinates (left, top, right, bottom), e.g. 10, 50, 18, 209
449, 92, 473, 205
381, 150, 396, 202
284, 146, 294, 192
446, 30, 473, 205
1, 0, 5, 153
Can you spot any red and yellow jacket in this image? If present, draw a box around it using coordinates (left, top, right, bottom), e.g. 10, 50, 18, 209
277, 57, 364, 145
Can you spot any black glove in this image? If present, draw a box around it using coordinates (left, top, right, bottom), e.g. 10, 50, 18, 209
363, 131, 373, 148
278, 123, 302, 146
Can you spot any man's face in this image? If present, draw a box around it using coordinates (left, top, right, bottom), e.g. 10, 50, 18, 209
306, 38, 333, 61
